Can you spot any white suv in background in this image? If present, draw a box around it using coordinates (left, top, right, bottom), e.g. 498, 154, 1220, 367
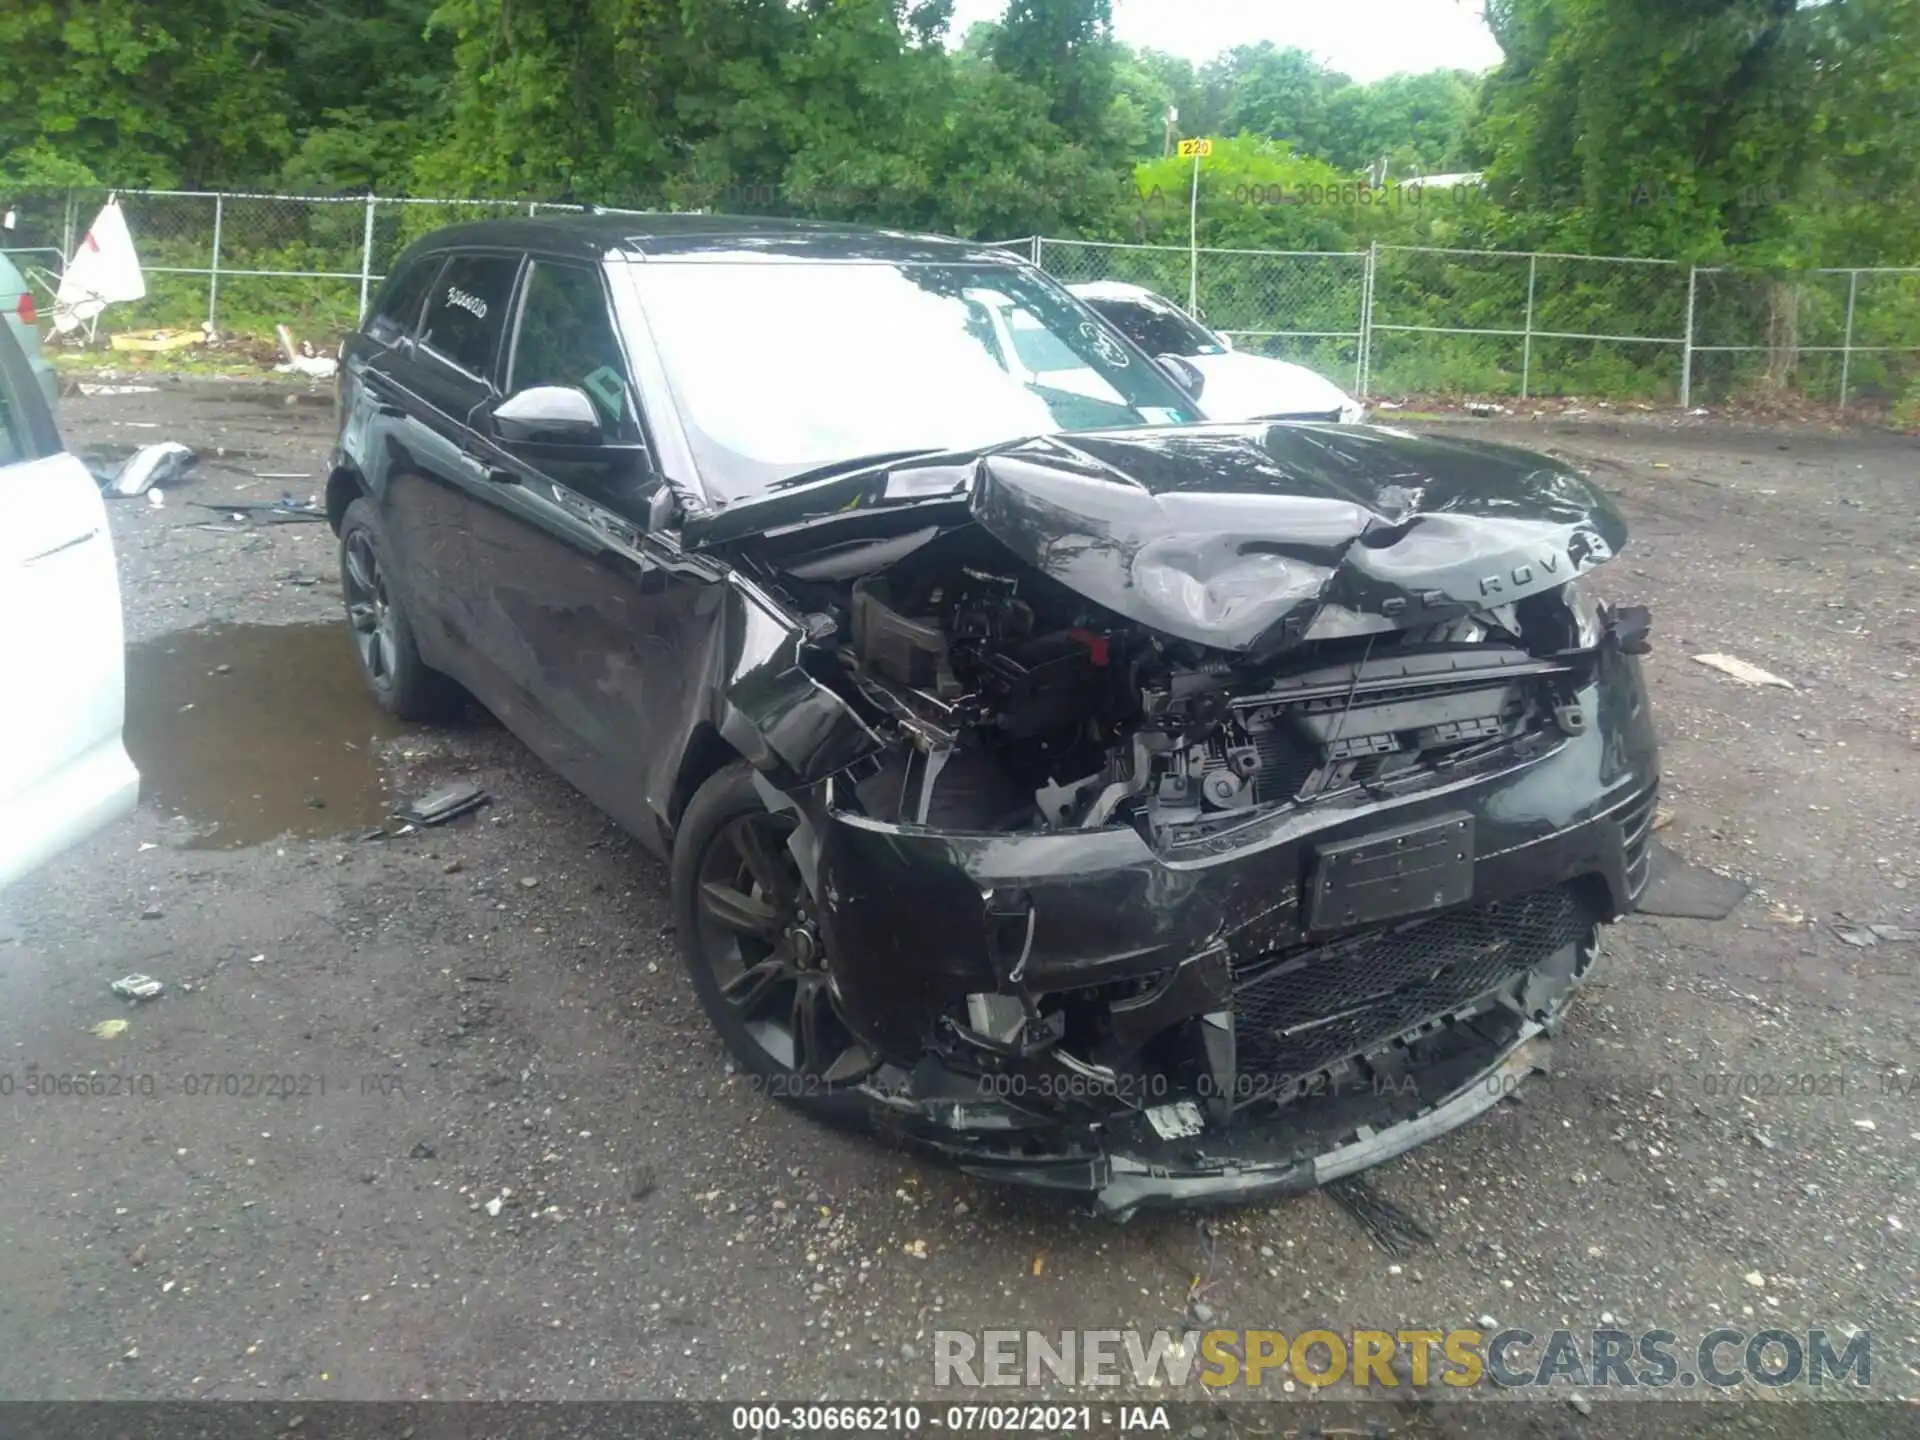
1069, 279, 1366, 425
0, 316, 138, 887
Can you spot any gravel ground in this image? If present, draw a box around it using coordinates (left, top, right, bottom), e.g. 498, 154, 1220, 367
0, 379, 1914, 1429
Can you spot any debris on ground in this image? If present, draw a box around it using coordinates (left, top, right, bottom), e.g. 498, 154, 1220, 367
396, 782, 491, 828
1634, 843, 1749, 920
109, 974, 165, 1002
1326, 1175, 1436, 1257
1467, 402, 1509, 417
189, 496, 325, 525
76, 382, 159, 398
272, 323, 339, 379
1834, 921, 1919, 947
53, 197, 145, 338
110, 326, 204, 354
276, 355, 338, 380
1691, 653, 1795, 689
96, 441, 198, 498
90, 1019, 130, 1039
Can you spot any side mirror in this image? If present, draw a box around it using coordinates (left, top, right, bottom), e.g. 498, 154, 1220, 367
1157, 354, 1207, 402
1217, 333, 1237, 352
491, 385, 602, 445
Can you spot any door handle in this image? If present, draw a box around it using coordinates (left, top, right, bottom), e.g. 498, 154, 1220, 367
485, 467, 520, 486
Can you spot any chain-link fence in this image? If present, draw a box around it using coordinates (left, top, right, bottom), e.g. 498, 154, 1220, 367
1366, 247, 1690, 400
11, 187, 1919, 412
1688, 266, 1920, 408
4, 188, 645, 344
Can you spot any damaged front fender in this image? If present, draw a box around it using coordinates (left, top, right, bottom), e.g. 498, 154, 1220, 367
716, 576, 886, 786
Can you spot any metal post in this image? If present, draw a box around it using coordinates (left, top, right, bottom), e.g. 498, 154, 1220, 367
1357, 242, 1378, 398
1187, 152, 1202, 314
358, 193, 378, 322
1520, 253, 1538, 400
61, 189, 76, 271
1680, 265, 1699, 409
1839, 269, 1860, 410
1030, 235, 1042, 268
207, 192, 224, 333
528, 200, 538, 217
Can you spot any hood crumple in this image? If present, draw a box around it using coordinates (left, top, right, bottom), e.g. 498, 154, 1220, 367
968, 424, 1626, 656
691, 422, 1627, 657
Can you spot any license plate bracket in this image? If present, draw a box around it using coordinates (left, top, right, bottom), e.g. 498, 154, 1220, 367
1306, 812, 1475, 932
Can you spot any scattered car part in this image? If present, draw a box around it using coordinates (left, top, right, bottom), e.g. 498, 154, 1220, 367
395, 782, 491, 827
1691, 653, 1794, 689
102, 441, 198, 498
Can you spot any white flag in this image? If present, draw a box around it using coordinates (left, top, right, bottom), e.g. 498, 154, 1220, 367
54, 197, 147, 334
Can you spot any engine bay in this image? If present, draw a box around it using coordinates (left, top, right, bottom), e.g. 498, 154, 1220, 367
765, 524, 1614, 840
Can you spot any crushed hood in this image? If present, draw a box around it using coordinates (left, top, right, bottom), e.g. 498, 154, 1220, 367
693, 422, 1627, 657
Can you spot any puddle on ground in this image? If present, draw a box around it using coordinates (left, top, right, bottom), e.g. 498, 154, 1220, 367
124, 623, 409, 849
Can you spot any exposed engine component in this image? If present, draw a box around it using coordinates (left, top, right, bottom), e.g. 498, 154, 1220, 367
817, 530, 1592, 838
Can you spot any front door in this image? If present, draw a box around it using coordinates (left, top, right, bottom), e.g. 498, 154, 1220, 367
457, 257, 718, 840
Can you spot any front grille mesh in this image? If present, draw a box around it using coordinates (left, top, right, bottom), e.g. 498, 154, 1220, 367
1233, 886, 1592, 1093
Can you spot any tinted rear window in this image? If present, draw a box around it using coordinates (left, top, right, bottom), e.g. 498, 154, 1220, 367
367, 254, 442, 345
417, 254, 520, 380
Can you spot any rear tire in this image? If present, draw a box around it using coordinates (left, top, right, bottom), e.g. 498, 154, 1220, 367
338, 497, 462, 722
671, 761, 875, 1122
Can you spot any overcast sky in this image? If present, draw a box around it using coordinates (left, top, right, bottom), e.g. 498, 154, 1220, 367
945, 0, 1504, 83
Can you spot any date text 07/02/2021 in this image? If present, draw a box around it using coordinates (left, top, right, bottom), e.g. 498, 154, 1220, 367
729, 1404, 1161, 1433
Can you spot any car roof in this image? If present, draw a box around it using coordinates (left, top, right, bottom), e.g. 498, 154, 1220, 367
398, 212, 1026, 265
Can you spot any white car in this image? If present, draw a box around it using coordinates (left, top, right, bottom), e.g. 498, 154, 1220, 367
1068, 280, 1366, 424
0, 319, 138, 888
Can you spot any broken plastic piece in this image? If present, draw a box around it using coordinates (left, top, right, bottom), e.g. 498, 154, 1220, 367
110, 974, 165, 1001
103, 441, 197, 498
395, 782, 490, 827
1691, 653, 1794, 690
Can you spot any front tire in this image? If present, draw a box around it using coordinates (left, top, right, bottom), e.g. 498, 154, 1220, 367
338, 497, 462, 722
670, 761, 876, 1121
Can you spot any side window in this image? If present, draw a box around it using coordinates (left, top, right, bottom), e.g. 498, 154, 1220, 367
366, 254, 442, 346
507, 261, 642, 443
417, 254, 521, 382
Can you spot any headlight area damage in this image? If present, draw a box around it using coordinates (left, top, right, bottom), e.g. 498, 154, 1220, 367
692, 424, 1659, 1219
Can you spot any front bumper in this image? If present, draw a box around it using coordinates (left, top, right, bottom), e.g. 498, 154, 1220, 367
810, 646, 1658, 1216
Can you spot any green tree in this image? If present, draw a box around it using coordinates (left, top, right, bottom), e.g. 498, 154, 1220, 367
0, 0, 294, 188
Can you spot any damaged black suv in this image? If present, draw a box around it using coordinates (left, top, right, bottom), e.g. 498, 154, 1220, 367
327, 216, 1659, 1219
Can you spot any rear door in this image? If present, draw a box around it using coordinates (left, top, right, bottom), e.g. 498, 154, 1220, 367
374, 250, 522, 680
0, 323, 139, 887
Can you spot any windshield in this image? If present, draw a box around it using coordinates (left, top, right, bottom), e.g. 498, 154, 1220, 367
629, 259, 1202, 505
1082, 294, 1226, 358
